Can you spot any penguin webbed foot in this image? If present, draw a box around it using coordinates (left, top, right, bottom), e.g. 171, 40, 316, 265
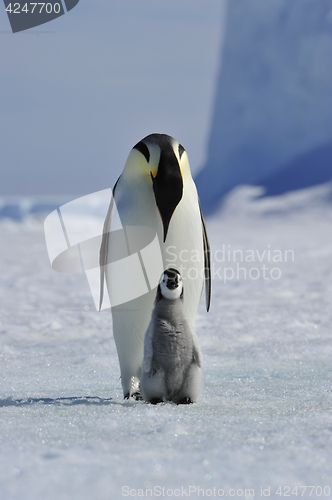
149, 397, 163, 405
176, 397, 193, 405
123, 391, 143, 401
133, 391, 143, 401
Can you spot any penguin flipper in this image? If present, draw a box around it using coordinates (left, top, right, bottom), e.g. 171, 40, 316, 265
191, 328, 203, 368
199, 199, 211, 312
143, 321, 154, 373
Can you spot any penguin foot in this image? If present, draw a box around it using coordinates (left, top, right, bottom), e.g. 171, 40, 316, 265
133, 391, 143, 401
176, 397, 193, 405
149, 398, 163, 405
123, 391, 143, 401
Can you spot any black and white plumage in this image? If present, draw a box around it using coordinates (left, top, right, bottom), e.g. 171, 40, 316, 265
141, 269, 203, 404
99, 134, 211, 398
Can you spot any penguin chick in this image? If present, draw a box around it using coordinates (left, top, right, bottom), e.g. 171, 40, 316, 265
141, 269, 203, 405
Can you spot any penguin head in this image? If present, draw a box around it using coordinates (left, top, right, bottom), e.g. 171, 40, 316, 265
124, 134, 192, 242
157, 268, 183, 301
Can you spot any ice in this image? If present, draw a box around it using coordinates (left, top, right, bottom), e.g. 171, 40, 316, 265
0, 186, 331, 499
196, 0, 332, 213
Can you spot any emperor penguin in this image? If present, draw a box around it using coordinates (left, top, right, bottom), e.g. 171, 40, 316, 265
99, 133, 210, 399
141, 269, 203, 404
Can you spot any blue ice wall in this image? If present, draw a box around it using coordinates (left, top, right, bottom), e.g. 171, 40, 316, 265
196, 0, 332, 213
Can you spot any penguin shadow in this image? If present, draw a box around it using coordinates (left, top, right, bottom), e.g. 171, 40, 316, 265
0, 396, 127, 408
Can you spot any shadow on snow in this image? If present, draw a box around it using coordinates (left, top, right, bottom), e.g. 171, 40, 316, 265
0, 396, 118, 407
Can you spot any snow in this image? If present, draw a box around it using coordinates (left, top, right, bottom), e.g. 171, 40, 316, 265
1, 186, 332, 499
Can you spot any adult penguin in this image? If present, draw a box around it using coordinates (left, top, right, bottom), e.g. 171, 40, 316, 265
99, 134, 211, 398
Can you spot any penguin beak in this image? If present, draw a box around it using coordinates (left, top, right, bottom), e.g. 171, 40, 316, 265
150, 157, 183, 243
167, 280, 178, 290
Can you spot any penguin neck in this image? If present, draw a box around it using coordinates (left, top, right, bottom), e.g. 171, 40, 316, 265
156, 285, 183, 301
154, 296, 184, 322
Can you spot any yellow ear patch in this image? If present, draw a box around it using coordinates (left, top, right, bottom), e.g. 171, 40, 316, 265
178, 151, 190, 179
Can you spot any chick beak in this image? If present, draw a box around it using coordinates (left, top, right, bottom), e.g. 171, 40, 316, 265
167, 279, 178, 290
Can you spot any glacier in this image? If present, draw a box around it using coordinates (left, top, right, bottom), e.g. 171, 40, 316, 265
196, 0, 332, 213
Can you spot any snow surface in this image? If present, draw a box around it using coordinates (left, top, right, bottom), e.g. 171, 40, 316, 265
1, 186, 332, 499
